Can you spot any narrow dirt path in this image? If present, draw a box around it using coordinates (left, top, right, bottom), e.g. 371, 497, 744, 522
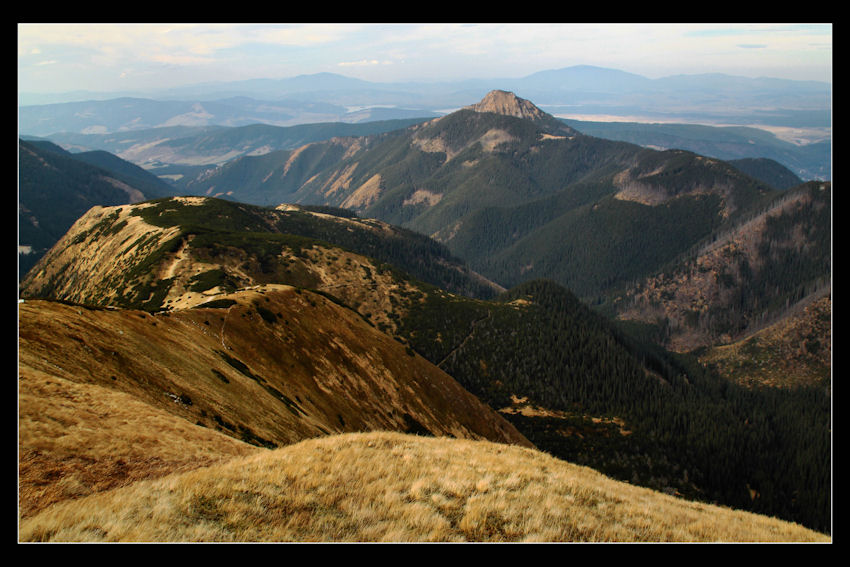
163, 237, 191, 280
437, 309, 492, 368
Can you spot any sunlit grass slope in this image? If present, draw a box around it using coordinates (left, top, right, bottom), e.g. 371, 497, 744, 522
20, 431, 828, 543
19, 368, 260, 520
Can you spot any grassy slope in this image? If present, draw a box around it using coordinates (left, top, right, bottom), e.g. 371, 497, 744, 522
20, 197, 499, 313
18, 286, 534, 539
19, 368, 260, 520
19, 431, 828, 542
18, 290, 529, 451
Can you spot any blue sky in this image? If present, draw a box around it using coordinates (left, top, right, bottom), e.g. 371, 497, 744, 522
18, 23, 832, 95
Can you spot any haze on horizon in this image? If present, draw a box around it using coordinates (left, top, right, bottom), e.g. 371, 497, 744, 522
18, 23, 832, 98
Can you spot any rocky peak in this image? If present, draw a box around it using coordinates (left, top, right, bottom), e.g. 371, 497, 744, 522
465, 90, 549, 121
463, 90, 577, 137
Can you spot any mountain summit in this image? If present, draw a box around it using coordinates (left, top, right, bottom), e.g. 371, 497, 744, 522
467, 90, 546, 120
465, 90, 549, 122
462, 89, 578, 137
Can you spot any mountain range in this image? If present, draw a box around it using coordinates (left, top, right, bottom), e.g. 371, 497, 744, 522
18, 87, 831, 540
20, 65, 830, 181
177, 91, 800, 300
20, 65, 830, 127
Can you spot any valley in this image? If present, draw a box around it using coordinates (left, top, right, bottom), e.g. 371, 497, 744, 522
18, 88, 831, 542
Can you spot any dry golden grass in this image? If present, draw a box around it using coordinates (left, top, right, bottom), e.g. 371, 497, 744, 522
18, 291, 527, 534
18, 368, 260, 519
19, 431, 829, 543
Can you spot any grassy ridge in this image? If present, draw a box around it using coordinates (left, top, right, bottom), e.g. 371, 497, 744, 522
131, 197, 499, 302
18, 368, 260, 520
19, 431, 828, 542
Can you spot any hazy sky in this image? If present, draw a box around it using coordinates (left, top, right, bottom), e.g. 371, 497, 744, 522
18, 23, 832, 95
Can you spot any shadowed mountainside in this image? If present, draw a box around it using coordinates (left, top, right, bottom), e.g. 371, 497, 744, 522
610, 181, 831, 354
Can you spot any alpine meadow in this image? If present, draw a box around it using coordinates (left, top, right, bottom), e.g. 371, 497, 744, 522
18, 24, 832, 543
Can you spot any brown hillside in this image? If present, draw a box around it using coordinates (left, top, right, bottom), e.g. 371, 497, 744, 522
18, 288, 531, 520
699, 294, 831, 390
19, 368, 260, 520
18, 289, 529, 449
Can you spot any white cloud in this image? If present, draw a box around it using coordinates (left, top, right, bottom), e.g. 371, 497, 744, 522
17, 23, 832, 94
337, 59, 390, 68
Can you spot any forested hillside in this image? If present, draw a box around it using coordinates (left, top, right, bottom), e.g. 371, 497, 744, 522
610, 181, 831, 351
561, 118, 829, 181
396, 279, 831, 533
216, 94, 780, 301
18, 139, 175, 278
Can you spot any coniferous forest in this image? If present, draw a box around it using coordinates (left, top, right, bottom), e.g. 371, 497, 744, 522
398, 279, 831, 533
